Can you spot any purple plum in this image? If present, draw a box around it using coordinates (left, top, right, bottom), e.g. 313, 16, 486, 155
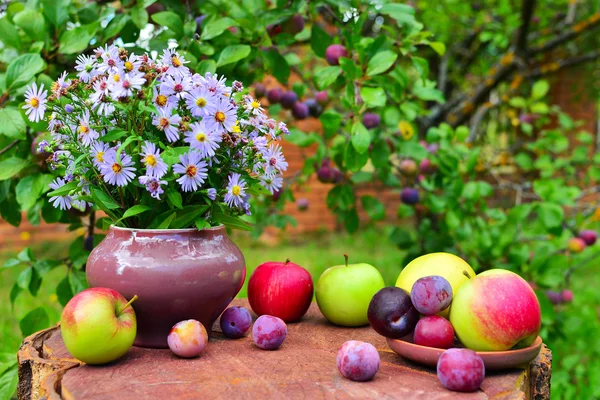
326, 44, 348, 66
410, 275, 453, 315
363, 112, 381, 129
168, 319, 208, 358
304, 98, 323, 117
579, 230, 597, 246
336, 340, 380, 382
315, 90, 329, 105
291, 102, 309, 119
252, 315, 287, 350
220, 306, 252, 339
401, 188, 419, 205
267, 88, 282, 104
254, 83, 266, 99
437, 349, 485, 392
280, 91, 298, 109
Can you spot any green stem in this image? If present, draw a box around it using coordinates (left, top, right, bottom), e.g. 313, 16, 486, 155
117, 295, 138, 316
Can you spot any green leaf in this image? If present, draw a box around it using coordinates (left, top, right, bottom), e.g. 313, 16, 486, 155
197, 59, 216, 75
69, 269, 88, 294
263, 49, 290, 85
411, 56, 429, 79
380, 3, 416, 28
314, 66, 342, 90
17, 267, 32, 290
47, 180, 78, 197
16, 174, 52, 211
531, 102, 549, 114
130, 4, 149, 30
319, 110, 341, 137
200, 17, 237, 41
361, 196, 385, 221
56, 276, 73, 306
3, 258, 21, 268
6, 53, 45, 89
59, 23, 99, 55
171, 206, 210, 229
0, 363, 18, 400
351, 121, 371, 154
389, 227, 415, 248
345, 141, 369, 172
343, 208, 359, 234
151, 11, 183, 37
429, 41, 446, 56
412, 86, 444, 103
20, 307, 50, 336
13, 9, 46, 40
310, 24, 333, 58
166, 188, 183, 209
538, 202, 564, 230
0, 107, 26, 139
104, 14, 129, 39
215, 213, 253, 231
116, 205, 152, 224
366, 51, 398, 77
360, 87, 386, 108
0, 17, 22, 49
157, 212, 176, 229
90, 186, 120, 210
509, 97, 526, 108
217, 45, 251, 67
42, 0, 70, 27
0, 158, 28, 181
195, 218, 211, 230
531, 80, 549, 100
101, 128, 128, 142
162, 147, 188, 166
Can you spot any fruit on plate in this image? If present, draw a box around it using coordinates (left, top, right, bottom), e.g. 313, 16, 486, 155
413, 316, 454, 349
367, 287, 419, 338
316, 254, 385, 327
220, 306, 252, 339
437, 348, 485, 392
396, 253, 475, 317
450, 269, 541, 351
252, 315, 287, 350
60, 288, 137, 364
410, 275, 453, 315
337, 340, 380, 381
168, 319, 208, 358
248, 259, 314, 322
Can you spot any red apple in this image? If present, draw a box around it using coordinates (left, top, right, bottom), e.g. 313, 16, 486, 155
248, 259, 314, 322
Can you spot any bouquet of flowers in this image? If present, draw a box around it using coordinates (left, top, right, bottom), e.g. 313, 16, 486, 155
25, 45, 289, 230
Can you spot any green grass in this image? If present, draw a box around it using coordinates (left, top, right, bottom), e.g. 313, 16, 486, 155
0, 227, 402, 354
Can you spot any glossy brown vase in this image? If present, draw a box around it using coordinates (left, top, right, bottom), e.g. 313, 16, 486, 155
86, 226, 246, 348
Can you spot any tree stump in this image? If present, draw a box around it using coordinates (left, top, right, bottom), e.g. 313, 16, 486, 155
18, 299, 552, 400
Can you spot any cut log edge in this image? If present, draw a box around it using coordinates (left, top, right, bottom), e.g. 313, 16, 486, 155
17, 326, 83, 400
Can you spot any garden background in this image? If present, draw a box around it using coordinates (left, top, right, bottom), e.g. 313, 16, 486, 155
0, 0, 599, 398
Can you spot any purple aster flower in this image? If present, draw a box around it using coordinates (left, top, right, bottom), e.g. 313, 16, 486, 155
48, 177, 74, 210
205, 96, 237, 133
232, 80, 243, 92
90, 77, 110, 103
184, 86, 214, 117
203, 73, 231, 97
37, 140, 50, 154
224, 173, 247, 208
75, 109, 99, 147
64, 104, 74, 113
260, 173, 283, 194
139, 175, 167, 199
111, 72, 146, 99
207, 188, 217, 200
152, 107, 182, 143
184, 121, 222, 158
75, 54, 97, 83
279, 121, 290, 135
160, 48, 190, 78
141, 141, 168, 178
243, 95, 264, 116
96, 44, 122, 74
93, 99, 115, 117
160, 73, 193, 100
123, 53, 142, 73
263, 144, 288, 175
91, 141, 111, 168
173, 151, 208, 192
253, 137, 268, 155
22, 82, 48, 122
51, 72, 71, 98
100, 152, 136, 187
47, 112, 63, 131
152, 87, 177, 110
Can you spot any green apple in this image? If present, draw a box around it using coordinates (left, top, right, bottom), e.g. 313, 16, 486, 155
450, 269, 541, 351
396, 252, 475, 317
316, 254, 385, 327
61, 288, 138, 364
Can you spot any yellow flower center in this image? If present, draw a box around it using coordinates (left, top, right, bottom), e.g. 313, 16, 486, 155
215, 111, 226, 123
186, 165, 197, 177
196, 97, 207, 107
79, 125, 89, 134
96, 152, 104, 162
145, 154, 157, 167
196, 133, 207, 142
251, 101, 260, 109
156, 94, 167, 107
232, 124, 241, 133
112, 163, 122, 173
29, 98, 39, 108
232, 185, 241, 196
124, 61, 134, 71
113, 74, 121, 83
51, 82, 60, 92
172, 56, 182, 67
159, 117, 169, 128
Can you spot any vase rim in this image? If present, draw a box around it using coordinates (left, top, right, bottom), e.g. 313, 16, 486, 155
109, 225, 224, 234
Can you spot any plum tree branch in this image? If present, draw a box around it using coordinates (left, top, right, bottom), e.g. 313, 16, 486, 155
565, 251, 600, 284
514, 0, 537, 58
530, 12, 600, 55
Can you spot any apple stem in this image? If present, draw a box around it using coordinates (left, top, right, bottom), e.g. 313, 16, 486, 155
117, 295, 138, 316
344, 253, 349, 267
463, 270, 472, 279
285, 258, 291, 265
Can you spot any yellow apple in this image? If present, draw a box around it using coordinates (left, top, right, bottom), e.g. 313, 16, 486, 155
395, 252, 475, 317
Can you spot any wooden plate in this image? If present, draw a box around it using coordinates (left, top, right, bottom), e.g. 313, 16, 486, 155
386, 335, 543, 371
